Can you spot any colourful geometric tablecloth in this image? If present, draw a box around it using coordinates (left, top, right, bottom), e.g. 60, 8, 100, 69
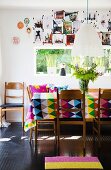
85, 92, 111, 118
85, 92, 98, 118
24, 93, 57, 131
24, 92, 111, 131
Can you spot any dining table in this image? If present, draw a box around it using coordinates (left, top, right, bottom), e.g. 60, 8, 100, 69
24, 91, 100, 132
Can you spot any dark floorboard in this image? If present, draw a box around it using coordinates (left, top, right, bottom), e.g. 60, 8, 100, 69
0, 123, 111, 170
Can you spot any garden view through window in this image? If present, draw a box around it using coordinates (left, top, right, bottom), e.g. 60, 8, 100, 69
36, 49, 111, 75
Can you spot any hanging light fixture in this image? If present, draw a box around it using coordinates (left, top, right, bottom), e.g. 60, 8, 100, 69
72, 0, 104, 57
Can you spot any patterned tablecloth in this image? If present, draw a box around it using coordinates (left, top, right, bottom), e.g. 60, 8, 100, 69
24, 92, 111, 131
24, 93, 57, 131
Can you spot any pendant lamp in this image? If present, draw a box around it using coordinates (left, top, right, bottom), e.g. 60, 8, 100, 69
72, 0, 104, 57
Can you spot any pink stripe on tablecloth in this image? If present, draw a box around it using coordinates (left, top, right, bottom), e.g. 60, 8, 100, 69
45, 156, 99, 162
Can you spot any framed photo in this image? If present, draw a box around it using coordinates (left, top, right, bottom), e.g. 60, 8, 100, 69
53, 34, 64, 44
54, 10, 65, 19
63, 21, 72, 34
33, 27, 43, 43
43, 30, 52, 44
53, 20, 63, 34
65, 11, 78, 21
66, 34, 75, 45
102, 32, 111, 45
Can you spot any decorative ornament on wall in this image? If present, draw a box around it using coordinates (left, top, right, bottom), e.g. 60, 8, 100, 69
17, 21, 24, 29
26, 27, 32, 34
24, 18, 30, 26
12, 36, 20, 45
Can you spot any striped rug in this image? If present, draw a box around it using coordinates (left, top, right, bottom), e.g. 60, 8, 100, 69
45, 156, 103, 169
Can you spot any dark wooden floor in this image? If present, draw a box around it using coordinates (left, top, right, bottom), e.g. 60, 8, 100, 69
0, 123, 111, 170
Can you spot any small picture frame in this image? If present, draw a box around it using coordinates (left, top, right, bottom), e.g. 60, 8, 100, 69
43, 30, 52, 44
102, 32, 111, 45
66, 34, 75, 45
53, 20, 63, 34
53, 34, 64, 44
65, 11, 78, 21
63, 21, 72, 34
54, 10, 65, 19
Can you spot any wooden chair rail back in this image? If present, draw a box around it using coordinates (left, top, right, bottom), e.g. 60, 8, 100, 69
100, 88, 111, 99
59, 89, 83, 100
5, 82, 24, 90
4, 82, 24, 104
88, 88, 99, 93
58, 89, 85, 119
27, 86, 32, 102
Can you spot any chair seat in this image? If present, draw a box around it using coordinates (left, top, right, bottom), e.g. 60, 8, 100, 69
0, 103, 24, 108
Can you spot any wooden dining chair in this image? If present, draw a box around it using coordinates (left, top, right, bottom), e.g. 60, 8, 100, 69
88, 88, 99, 93
93, 88, 111, 147
57, 89, 86, 150
0, 82, 24, 129
27, 86, 57, 144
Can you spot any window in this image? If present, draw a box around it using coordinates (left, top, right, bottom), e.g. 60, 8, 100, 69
35, 48, 111, 75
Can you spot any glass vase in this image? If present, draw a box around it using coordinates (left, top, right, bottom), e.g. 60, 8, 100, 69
79, 79, 89, 92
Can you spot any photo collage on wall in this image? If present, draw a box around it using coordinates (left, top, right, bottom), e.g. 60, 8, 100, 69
16, 9, 111, 46
32, 10, 79, 45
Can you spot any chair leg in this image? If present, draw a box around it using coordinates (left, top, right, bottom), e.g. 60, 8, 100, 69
98, 122, 101, 148
35, 121, 37, 149
5, 111, 6, 120
56, 118, 60, 150
22, 107, 24, 130
0, 108, 2, 127
83, 123, 86, 150
93, 119, 95, 142
29, 128, 33, 143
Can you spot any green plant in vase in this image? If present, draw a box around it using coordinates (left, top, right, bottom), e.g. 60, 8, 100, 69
69, 63, 100, 92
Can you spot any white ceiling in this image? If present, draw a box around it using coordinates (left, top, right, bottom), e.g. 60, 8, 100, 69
0, 0, 111, 9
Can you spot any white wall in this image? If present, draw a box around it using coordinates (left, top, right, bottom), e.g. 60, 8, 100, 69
0, 8, 111, 122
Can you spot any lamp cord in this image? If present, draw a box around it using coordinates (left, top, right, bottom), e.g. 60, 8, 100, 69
87, 0, 88, 24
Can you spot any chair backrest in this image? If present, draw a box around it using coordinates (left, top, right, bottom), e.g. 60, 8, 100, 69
27, 86, 32, 102
57, 89, 85, 120
98, 88, 111, 118
88, 88, 99, 93
4, 82, 24, 104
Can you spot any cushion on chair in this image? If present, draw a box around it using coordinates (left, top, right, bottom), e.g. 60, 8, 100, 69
29, 84, 48, 94
48, 84, 68, 93
0, 103, 24, 108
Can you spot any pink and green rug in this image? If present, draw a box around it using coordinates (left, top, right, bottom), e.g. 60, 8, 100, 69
45, 156, 103, 169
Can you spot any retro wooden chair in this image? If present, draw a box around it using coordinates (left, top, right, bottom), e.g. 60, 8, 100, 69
57, 89, 86, 149
93, 88, 111, 147
88, 88, 99, 93
0, 82, 24, 129
27, 86, 57, 144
